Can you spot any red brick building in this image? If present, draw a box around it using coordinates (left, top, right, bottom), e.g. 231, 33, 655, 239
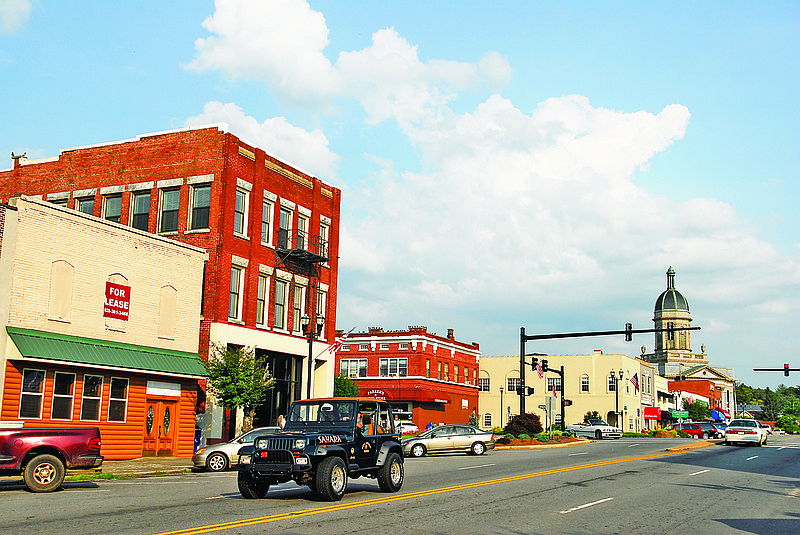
668, 379, 724, 413
0, 125, 341, 445
336, 327, 481, 428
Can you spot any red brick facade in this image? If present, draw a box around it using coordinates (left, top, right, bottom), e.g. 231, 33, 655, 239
336, 327, 481, 428
668, 379, 723, 411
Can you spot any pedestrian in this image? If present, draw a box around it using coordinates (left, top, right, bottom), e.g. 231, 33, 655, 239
278, 414, 286, 429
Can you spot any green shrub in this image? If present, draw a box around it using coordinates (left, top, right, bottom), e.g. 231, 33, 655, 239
504, 413, 543, 437
534, 433, 549, 443
518, 433, 531, 440
496, 435, 512, 445
491, 426, 505, 435
676, 429, 690, 438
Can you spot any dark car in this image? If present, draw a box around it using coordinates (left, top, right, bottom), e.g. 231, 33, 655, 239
694, 422, 724, 439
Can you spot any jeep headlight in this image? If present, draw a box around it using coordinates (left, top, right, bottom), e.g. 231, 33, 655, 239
256, 438, 270, 449
294, 438, 307, 449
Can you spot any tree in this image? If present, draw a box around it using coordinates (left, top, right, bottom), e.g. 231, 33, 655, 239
203, 344, 274, 433
333, 374, 360, 397
583, 411, 601, 423
504, 413, 543, 436
761, 388, 783, 421
682, 398, 710, 421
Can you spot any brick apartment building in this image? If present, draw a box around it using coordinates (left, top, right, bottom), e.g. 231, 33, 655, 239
0, 125, 341, 445
335, 327, 481, 427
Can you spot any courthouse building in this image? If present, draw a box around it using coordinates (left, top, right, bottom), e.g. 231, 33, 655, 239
0, 125, 342, 445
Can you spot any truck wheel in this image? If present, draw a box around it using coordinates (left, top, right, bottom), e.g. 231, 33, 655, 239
410, 444, 426, 457
595, 430, 602, 440
315, 456, 347, 501
23, 454, 65, 493
470, 442, 486, 456
206, 452, 229, 472
377, 453, 404, 493
238, 471, 269, 499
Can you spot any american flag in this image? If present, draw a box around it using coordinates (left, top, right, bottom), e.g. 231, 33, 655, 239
536, 360, 544, 379
327, 329, 351, 354
552, 383, 558, 398
630, 373, 640, 393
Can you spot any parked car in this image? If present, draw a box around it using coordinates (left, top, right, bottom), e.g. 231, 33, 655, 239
724, 419, 769, 446
397, 421, 419, 434
773, 428, 786, 435
402, 424, 495, 457
670, 422, 704, 438
565, 420, 622, 439
193, 426, 280, 471
694, 422, 724, 438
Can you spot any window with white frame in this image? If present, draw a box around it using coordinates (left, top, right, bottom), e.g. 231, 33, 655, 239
261, 199, 274, 246
581, 374, 590, 393
51, 372, 75, 420
454, 365, 460, 383
104, 195, 122, 223
20, 369, 45, 419
425, 359, 430, 378
297, 214, 308, 249
274, 279, 288, 330
76, 196, 95, 216
228, 265, 243, 320
483, 413, 492, 428
190, 183, 211, 230
256, 273, 269, 326
547, 377, 561, 392
340, 359, 367, 378
379, 358, 408, 377
319, 222, 329, 257
80, 375, 103, 421
359, 344, 369, 351
159, 188, 180, 233
292, 284, 306, 332
400, 342, 409, 350
507, 377, 520, 393
380, 343, 389, 350
478, 377, 490, 392
316, 290, 326, 336
608, 376, 616, 392
130, 191, 150, 231
234, 188, 249, 236
444, 363, 450, 381
278, 207, 292, 248
108, 378, 129, 422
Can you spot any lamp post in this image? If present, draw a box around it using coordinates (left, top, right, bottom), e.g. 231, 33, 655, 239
499, 387, 504, 428
300, 313, 325, 399
611, 369, 623, 431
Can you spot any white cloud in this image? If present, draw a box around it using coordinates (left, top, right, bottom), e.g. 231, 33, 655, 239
0, 0, 31, 34
184, 101, 339, 181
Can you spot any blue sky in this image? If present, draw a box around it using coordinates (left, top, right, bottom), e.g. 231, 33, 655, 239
1, 1, 798, 389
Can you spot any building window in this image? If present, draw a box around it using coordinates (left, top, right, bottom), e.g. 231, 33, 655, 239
278, 207, 292, 248
425, 359, 430, 378
103, 195, 122, 223
400, 342, 409, 350
483, 413, 492, 428
547, 377, 562, 392
581, 375, 590, 393
234, 188, 248, 236
379, 358, 408, 377
454, 365, 460, 383
159, 188, 180, 233
437, 361, 442, 380
80, 375, 103, 421
19, 369, 45, 419
608, 376, 616, 392
359, 344, 369, 351
51, 372, 76, 420
297, 214, 308, 249
108, 378, 129, 423
292, 285, 306, 332
229, 266, 243, 320
261, 200, 273, 246
274, 279, 288, 330
380, 343, 389, 350
340, 359, 368, 378
130, 191, 151, 231
444, 363, 450, 382
341, 345, 350, 351
478, 377, 490, 392
256, 274, 269, 326
190, 184, 211, 230
507, 377, 520, 393
76, 197, 94, 216
319, 222, 329, 257
316, 291, 326, 335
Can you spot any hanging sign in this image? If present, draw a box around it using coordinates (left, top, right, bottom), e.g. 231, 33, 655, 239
104, 281, 131, 320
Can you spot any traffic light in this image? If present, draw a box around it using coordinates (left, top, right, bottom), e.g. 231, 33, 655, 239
785, 363, 790, 377
625, 322, 632, 342
541, 359, 549, 372
563, 399, 573, 407
527, 386, 535, 396
530, 357, 539, 369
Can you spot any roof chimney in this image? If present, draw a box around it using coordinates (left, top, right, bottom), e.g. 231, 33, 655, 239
11, 152, 27, 169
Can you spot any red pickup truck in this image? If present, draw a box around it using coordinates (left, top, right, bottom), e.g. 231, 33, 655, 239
0, 425, 104, 492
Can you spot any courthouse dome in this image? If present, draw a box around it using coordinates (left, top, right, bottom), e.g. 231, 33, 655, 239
654, 266, 690, 313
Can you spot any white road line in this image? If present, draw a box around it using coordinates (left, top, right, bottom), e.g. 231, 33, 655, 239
746, 456, 758, 461
560, 497, 614, 514
627, 443, 640, 448
568, 452, 588, 456
689, 469, 709, 476
458, 463, 495, 470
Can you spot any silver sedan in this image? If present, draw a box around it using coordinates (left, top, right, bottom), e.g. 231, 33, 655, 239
193, 426, 280, 471
724, 419, 768, 446
402, 424, 495, 457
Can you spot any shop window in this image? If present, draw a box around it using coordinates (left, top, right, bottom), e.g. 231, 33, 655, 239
80, 375, 103, 421
108, 378, 129, 423
19, 369, 45, 419
51, 372, 76, 420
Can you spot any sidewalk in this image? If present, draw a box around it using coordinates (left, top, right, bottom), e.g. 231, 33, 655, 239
70, 456, 195, 478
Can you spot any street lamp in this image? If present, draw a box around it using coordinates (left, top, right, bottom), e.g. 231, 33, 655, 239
499, 387, 504, 428
301, 313, 325, 398
611, 369, 623, 431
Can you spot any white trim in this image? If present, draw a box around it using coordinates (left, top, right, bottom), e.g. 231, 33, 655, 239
100, 185, 125, 195
157, 178, 183, 189
236, 177, 253, 191
128, 181, 155, 191
186, 174, 214, 185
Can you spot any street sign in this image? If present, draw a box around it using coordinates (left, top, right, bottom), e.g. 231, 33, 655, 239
671, 410, 689, 418
538, 405, 546, 410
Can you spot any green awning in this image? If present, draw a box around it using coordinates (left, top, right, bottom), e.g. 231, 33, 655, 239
7, 326, 207, 378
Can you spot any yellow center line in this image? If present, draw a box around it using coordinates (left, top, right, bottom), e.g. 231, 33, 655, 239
154, 450, 680, 535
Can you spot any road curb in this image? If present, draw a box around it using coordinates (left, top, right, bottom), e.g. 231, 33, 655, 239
495, 438, 591, 450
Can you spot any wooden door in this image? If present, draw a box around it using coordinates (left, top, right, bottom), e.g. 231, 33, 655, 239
142, 399, 177, 456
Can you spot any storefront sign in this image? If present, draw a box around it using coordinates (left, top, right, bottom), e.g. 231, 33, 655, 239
643, 406, 661, 419
104, 281, 131, 320
365, 389, 388, 400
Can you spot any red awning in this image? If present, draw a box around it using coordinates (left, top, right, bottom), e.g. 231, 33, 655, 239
361, 386, 450, 404
719, 409, 730, 418
643, 406, 662, 419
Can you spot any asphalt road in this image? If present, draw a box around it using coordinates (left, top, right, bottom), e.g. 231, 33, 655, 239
1, 436, 798, 535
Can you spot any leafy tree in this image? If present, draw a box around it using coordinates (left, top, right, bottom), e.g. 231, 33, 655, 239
333, 374, 360, 397
203, 344, 274, 433
504, 413, 543, 436
682, 398, 710, 421
761, 388, 783, 421
583, 411, 601, 423
776, 415, 800, 434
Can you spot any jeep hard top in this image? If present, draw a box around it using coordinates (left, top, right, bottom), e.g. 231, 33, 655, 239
237, 397, 404, 501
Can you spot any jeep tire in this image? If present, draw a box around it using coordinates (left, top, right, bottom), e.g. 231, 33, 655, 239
377, 452, 404, 492
238, 471, 270, 499
315, 456, 347, 501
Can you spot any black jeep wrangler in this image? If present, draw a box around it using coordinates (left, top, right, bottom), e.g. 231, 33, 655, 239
237, 397, 404, 501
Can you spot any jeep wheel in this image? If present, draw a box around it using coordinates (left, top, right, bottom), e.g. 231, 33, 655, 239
470, 442, 486, 456
410, 444, 426, 457
377, 452, 404, 493
238, 471, 270, 499
206, 452, 229, 472
23, 454, 65, 493
315, 456, 347, 501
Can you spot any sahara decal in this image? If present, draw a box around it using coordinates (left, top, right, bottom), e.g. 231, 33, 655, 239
318, 435, 343, 444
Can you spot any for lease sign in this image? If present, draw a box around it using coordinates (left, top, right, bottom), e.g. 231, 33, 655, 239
104, 281, 131, 320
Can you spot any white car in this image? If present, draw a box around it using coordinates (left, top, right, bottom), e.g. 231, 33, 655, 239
773, 428, 786, 435
724, 419, 769, 446
398, 421, 419, 434
192, 426, 280, 471
566, 419, 622, 439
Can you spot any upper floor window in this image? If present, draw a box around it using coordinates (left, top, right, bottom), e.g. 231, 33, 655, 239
478, 377, 490, 392
425, 359, 430, 378
507, 377, 520, 393
261, 200, 274, 246
76, 197, 94, 216
319, 222, 330, 257
379, 358, 408, 377
483, 413, 492, 428
581, 375, 590, 393
274, 279, 288, 330
340, 359, 368, 378
256, 274, 269, 326
359, 344, 369, 351
547, 377, 561, 392
278, 207, 292, 248
229, 266, 243, 320
608, 376, 616, 392
158, 285, 177, 339
130, 191, 151, 231
316, 291, 326, 336
190, 184, 211, 230
400, 342, 409, 350
380, 343, 389, 350
292, 285, 306, 332
234, 188, 249, 236
159, 188, 180, 233
49, 260, 74, 321
297, 214, 308, 249
103, 195, 122, 223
